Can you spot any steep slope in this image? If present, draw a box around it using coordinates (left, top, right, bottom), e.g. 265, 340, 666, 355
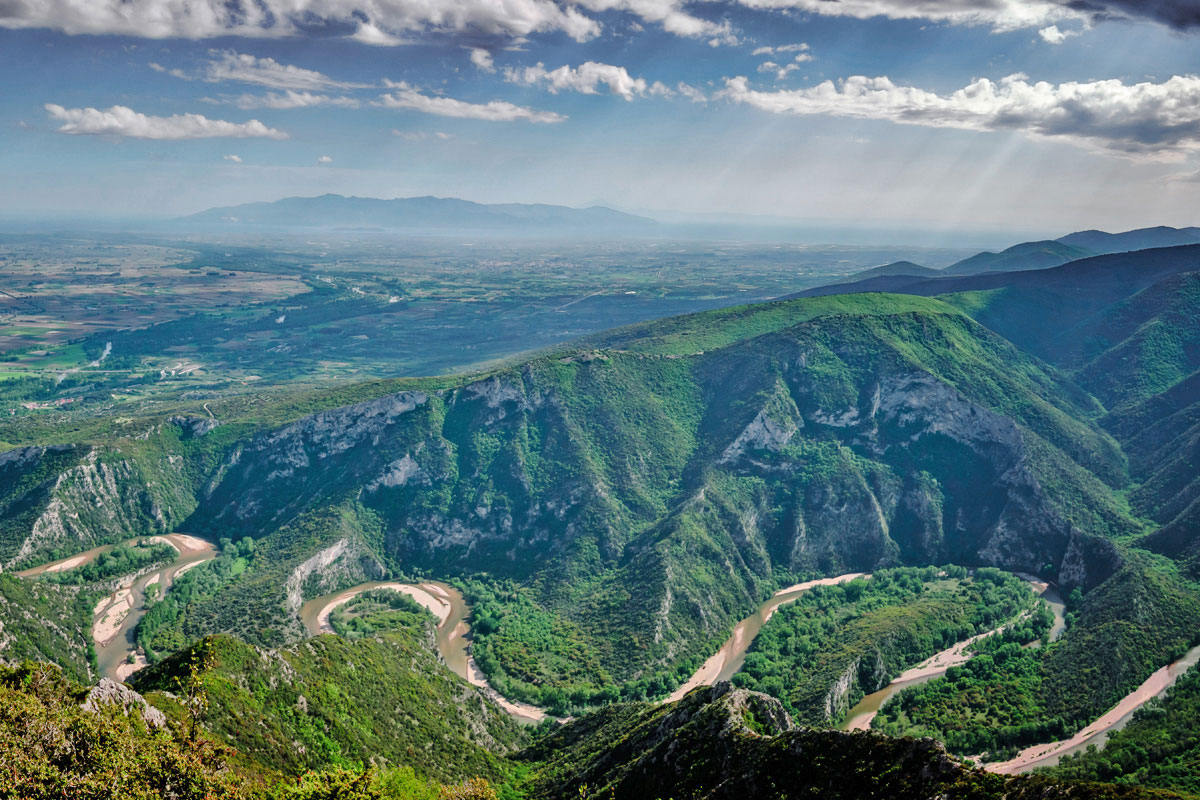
521, 682, 1179, 800
168, 294, 1133, 710
131, 624, 525, 781
943, 241, 1095, 276
0, 416, 218, 571
1069, 271, 1200, 410
0, 574, 95, 682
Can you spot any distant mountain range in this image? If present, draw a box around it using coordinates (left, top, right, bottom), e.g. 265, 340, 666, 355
833, 225, 1200, 288
180, 194, 658, 233
941, 240, 1094, 275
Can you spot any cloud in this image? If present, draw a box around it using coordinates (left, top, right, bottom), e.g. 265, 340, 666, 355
317, 155, 333, 164
148, 61, 189, 79
676, 82, 708, 102
223, 153, 243, 162
718, 73, 1200, 158
0, 0, 602, 43
44, 104, 288, 140
1167, 166, 1200, 182
377, 83, 565, 123
736, 0, 1200, 32
1038, 24, 1075, 43
505, 61, 667, 100
757, 52, 812, 80
734, 0, 1084, 32
1064, 0, 1200, 31
752, 42, 809, 56
391, 129, 456, 140
228, 91, 361, 109
202, 51, 367, 90
470, 48, 495, 72
573, 0, 737, 42
2, 0, 1198, 46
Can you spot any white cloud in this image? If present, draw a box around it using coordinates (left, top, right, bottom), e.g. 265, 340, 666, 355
202, 51, 367, 90
391, 129, 456, 140
752, 42, 809, 56
317, 155, 333, 164
44, 104, 288, 140
223, 153, 243, 162
505, 61, 665, 101
757, 53, 811, 80
718, 73, 1200, 158
148, 61, 189, 79
0, 0, 602, 44
676, 82, 708, 102
376, 83, 565, 123
573, 0, 736, 41
229, 91, 361, 109
2, 0, 1196, 46
1038, 24, 1075, 43
470, 48, 495, 72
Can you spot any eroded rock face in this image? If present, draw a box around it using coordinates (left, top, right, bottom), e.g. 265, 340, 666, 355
82, 678, 166, 729
203, 390, 429, 529
0, 446, 171, 571
716, 366, 1120, 590
283, 538, 384, 613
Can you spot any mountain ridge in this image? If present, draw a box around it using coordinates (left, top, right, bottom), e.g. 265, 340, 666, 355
178, 194, 658, 232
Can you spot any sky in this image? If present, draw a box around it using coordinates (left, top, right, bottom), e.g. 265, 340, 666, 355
2, 0, 1200, 235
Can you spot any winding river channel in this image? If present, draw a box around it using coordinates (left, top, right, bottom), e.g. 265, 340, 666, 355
841, 576, 1067, 732
16, 544, 1199, 766
299, 580, 551, 723
16, 533, 217, 682
986, 642, 1200, 774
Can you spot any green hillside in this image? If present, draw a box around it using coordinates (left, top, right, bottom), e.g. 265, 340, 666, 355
2, 256, 1200, 794
136, 293, 1137, 716
131, 602, 524, 782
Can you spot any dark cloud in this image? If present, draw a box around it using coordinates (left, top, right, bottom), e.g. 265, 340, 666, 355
1061, 0, 1200, 29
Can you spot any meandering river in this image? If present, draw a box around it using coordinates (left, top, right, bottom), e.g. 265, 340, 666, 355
299, 580, 550, 723
664, 573, 868, 703
841, 577, 1067, 732
15, 534, 217, 682
985, 642, 1200, 774
27, 543, 1178, 768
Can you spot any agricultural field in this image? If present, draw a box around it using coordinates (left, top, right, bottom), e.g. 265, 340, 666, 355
0, 232, 972, 433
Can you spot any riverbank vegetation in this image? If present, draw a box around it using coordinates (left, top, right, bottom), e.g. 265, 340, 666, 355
1046, 663, 1200, 795
874, 560, 1200, 759
728, 567, 1038, 724
42, 540, 177, 585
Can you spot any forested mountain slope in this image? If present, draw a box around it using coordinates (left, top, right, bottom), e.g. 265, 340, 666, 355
2, 250, 1200, 796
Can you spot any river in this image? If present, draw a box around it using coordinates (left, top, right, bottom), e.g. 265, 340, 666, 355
299, 580, 550, 723
301, 573, 870, 721
14, 533, 218, 682
664, 573, 868, 703
985, 642, 1200, 774
841, 576, 1067, 732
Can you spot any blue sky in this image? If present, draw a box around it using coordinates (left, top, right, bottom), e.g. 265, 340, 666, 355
2, 0, 1199, 234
